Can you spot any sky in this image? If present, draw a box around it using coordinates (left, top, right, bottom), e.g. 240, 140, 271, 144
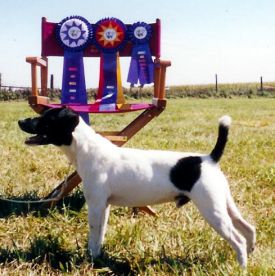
0, 0, 275, 88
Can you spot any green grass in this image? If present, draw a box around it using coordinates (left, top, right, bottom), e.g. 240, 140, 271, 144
0, 98, 274, 275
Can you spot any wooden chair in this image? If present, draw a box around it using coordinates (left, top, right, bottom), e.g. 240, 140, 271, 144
26, 17, 171, 215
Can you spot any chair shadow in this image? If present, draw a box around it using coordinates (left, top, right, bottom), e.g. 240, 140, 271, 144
0, 189, 86, 218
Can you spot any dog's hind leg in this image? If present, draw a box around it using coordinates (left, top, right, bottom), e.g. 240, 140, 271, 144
87, 201, 110, 258
226, 194, 256, 254
190, 186, 247, 267
193, 201, 248, 267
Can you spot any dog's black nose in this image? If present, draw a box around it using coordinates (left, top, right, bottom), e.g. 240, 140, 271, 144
18, 118, 38, 134
18, 119, 26, 130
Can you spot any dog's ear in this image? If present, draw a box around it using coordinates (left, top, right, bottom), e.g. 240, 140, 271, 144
58, 107, 78, 119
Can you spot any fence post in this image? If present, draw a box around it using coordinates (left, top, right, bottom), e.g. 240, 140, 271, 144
215, 74, 218, 92
260, 76, 263, 92
50, 74, 54, 90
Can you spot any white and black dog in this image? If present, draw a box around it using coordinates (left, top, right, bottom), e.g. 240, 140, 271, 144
18, 107, 256, 267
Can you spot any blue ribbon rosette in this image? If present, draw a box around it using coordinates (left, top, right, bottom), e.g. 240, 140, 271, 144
56, 16, 92, 123
127, 22, 154, 86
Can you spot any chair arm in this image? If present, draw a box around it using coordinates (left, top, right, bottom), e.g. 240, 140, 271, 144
26, 56, 48, 97
153, 58, 171, 105
26, 57, 47, 67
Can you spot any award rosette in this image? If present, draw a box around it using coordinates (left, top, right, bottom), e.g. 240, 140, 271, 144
93, 18, 126, 111
57, 16, 91, 51
56, 16, 92, 123
127, 22, 154, 86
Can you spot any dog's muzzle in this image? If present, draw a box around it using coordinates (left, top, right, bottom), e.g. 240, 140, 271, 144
18, 118, 48, 145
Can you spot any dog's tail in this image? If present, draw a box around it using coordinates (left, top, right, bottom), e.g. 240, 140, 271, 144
209, 115, 232, 163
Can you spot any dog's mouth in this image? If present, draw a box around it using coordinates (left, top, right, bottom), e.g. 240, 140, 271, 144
25, 135, 49, 146
18, 119, 49, 146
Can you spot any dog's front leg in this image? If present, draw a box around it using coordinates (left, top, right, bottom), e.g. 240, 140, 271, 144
87, 201, 110, 258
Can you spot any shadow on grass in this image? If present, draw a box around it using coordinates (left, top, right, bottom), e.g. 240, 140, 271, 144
0, 189, 86, 218
0, 235, 81, 271
0, 232, 209, 274
0, 234, 133, 274
0, 191, 209, 273
95, 246, 211, 275
128, 247, 213, 273
93, 253, 133, 275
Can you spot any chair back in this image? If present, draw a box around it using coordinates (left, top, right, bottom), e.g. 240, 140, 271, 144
40, 17, 162, 123
41, 17, 161, 58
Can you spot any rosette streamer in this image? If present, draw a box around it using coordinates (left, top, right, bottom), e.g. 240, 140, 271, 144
56, 16, 92, 123
94, 18, 126, 111
127, 22, 154, 86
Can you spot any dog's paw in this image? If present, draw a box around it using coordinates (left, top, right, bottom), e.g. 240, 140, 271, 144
88, 242, 102, 259
237, 251, 248, 268
247, 226, 256, 254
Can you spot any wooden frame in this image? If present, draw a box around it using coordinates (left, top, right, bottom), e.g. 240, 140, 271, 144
26, 17, 171, 215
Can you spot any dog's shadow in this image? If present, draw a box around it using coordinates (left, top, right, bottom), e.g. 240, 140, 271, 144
0, 235, 202, 274
0, 192, 208, 273
0, 234, 133, 274
0, 189, 86, 217
96, 250, 208, 274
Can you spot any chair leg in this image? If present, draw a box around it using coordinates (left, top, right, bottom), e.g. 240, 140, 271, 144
40, 171, 81, 208
136, 206, 158, 217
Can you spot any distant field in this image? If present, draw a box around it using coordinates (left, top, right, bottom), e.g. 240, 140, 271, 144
0, 98, 274, 274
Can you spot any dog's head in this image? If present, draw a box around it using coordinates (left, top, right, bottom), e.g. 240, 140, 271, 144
18, 107, 79, 146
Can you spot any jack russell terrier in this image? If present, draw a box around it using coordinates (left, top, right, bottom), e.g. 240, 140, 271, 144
18, 107, 256, 267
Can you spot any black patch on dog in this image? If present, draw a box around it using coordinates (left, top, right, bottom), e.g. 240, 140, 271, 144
18, 107, 79, 146
170, 156, 202, 192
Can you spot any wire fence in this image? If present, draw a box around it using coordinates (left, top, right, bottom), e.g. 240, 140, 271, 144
0, 81, 274, 101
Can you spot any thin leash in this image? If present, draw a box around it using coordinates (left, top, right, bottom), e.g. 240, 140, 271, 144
0, 165, 72, 204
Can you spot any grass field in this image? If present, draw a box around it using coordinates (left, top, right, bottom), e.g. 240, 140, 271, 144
0, 98, 274, 275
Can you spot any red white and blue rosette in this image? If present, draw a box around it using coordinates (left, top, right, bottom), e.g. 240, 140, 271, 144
93, 17, 126, 53
127, 22, 154, 86
93, 18, 127, 111
56, 16, 92, 124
